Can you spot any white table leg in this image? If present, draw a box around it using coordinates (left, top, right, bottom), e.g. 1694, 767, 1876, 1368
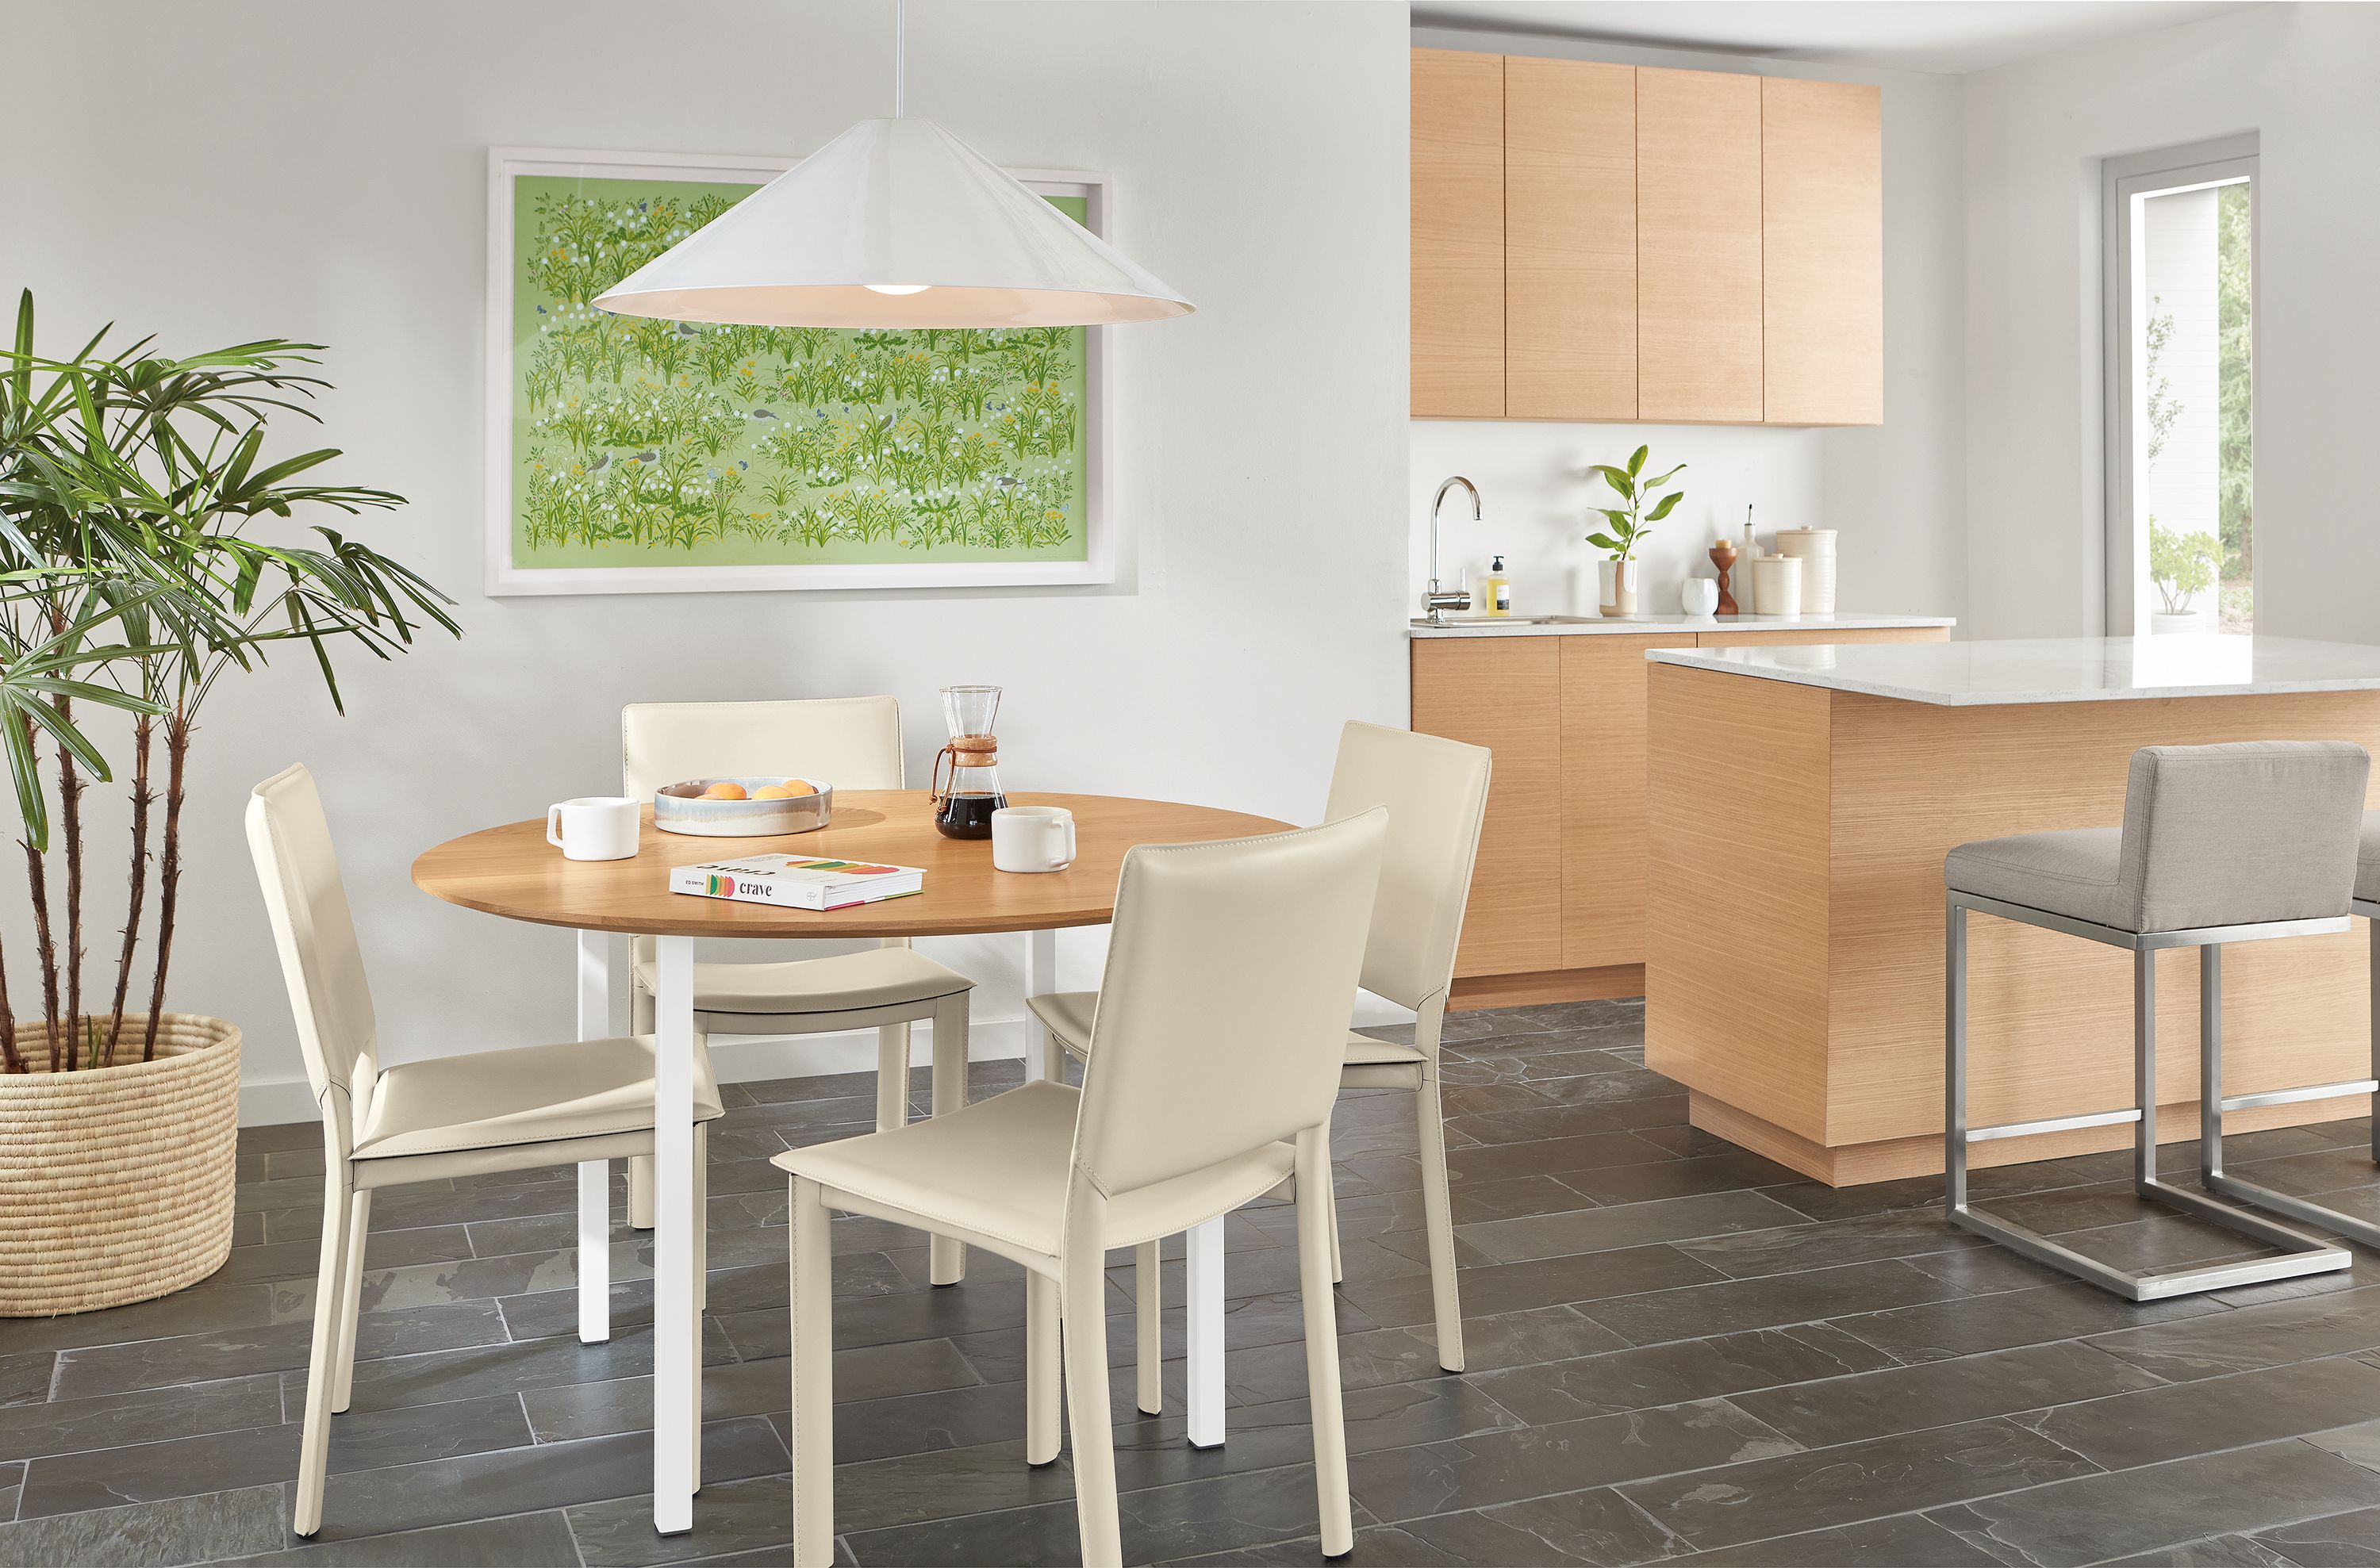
1185, 1216, 1226, 1448
1024, 928, 1058, 1083
577, 930, 611, 1345
651, 934, 697, 1533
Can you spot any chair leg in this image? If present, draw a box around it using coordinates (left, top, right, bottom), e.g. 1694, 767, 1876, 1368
1414, 1072, 1464, 1373
928, 992, 969, 1286
1296, 1126, 1355, 1559
1322, 1115, 1344, 1286
786, 1175, 835, 1568
331, 1189, 371, 1413
1025, 1270, 1061, 1466
1062, 1240, 1123, 1568
693, 1122, 708, 1313
877, 1022, 910, 1133
628, 1154, 655, 1231
293, 1167, 358, 1538
1134, 1240, 1162, 1416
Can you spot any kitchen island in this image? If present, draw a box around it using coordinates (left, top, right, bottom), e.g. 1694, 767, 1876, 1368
1646, 636, 2380, 1185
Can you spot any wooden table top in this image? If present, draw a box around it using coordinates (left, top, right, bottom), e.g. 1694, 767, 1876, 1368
410, 791, 1291, 938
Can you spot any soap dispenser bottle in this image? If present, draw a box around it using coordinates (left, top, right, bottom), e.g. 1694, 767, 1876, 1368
1480, 555, 1512, 616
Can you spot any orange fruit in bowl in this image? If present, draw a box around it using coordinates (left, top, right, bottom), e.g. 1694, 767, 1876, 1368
701, 781, 748, 801
752, 780, 819, 800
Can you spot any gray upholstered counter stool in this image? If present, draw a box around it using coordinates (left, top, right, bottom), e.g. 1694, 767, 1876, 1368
1944, 741, 2371, 1302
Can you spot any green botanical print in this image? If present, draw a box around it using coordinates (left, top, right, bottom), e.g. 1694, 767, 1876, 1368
509, 174, 1087, 568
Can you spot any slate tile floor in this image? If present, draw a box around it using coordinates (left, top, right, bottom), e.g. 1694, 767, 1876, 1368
9, 999, 2380, 1565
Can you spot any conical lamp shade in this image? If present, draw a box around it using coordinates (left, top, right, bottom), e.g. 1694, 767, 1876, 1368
592, 118, 1193, 328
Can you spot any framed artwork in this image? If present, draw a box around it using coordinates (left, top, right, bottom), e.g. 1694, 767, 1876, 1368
484, 147, 1115, 596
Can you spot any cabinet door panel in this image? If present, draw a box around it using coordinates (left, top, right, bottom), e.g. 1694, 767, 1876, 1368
1413, 49, 1505, 419
1411, 638, 1560, 976
1637, 67, 1763, 424
1506, 57, 1635, 421
1562, 634, 1696, 970
1764, 79, 1883, 426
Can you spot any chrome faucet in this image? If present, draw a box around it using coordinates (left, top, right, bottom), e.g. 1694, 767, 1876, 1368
1422, 476, 1480, 624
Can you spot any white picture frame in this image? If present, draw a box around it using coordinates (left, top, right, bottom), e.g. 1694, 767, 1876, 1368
484, 146, 1116, 596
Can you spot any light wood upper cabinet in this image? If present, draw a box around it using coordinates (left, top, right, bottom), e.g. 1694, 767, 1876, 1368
1411, 49, 1505, 419
1763, 79, 1883, 426
1505, 58, 1636, 422
1635, 67, 1764, 424
1408, 52, 1883, 427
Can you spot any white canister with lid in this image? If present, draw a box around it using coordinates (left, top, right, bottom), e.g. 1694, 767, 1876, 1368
1774, 528, 1838, 614
1749, 554, 1803, 618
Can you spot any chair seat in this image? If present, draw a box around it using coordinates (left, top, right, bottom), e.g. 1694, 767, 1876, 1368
353, 1034, 724, 1161
1031, 989, 1426, 1073
1029, 990, 1096, 1055
771, 1079, 1294, 1259
1945, 826, 2129, 930
2359, 812, 2380, 905
637, 944, 970, 1018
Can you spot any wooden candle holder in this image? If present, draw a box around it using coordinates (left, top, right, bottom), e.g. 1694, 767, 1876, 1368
1708, 542, 1741, 616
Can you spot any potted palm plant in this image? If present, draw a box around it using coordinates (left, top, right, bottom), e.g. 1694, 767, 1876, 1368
1587, 444, 1684, 619
0, 292, 457, 1314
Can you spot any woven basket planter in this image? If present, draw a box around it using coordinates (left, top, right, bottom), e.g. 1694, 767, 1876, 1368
0, 1014, 242, 1316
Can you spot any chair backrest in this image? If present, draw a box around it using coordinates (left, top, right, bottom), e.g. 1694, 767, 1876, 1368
2117, 740, 2370, 932
1073, 811, 1387, 1196
245, 765, 379, 1140
1322, 721, 1491, 1012
622, 696, 904, 797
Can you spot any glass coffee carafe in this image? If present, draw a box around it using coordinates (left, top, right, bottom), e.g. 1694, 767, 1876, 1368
931, 684, 1008, 839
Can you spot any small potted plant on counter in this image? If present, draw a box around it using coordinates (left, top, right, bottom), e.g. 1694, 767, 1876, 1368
0, 292, 458, 1314
2148, 517, 2221, 634
1588, 444, 1684, 619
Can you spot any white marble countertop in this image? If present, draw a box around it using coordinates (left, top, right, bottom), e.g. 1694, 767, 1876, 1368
1647, 635, 2380, 707
1407, 611, 1957, 639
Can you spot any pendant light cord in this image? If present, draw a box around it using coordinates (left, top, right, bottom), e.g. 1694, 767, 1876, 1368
893, 0, 905, 117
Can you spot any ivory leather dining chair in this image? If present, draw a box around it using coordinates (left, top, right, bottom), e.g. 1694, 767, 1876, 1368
245, 765, 725, 1538
774, 811, 1388, 1567
1027, 720, 1491, 1417
620, 697, 973, 1281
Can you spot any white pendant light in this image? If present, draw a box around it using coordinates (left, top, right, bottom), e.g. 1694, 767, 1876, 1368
593, 4, 1192, 328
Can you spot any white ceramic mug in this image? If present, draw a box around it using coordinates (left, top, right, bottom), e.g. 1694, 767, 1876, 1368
992, 806, 1076, 874
547, 796, 639, 861
1679, 577, 1719, 616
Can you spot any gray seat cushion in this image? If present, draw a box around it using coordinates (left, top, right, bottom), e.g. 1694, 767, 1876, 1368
1946, 742, 2370, 935
1945, 826, 2127, 929
2361, 812, 2380, 906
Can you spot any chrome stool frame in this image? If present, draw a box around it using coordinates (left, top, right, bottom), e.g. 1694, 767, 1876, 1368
1945, 888, 2357, 1302
2192, 901, 2380, 1248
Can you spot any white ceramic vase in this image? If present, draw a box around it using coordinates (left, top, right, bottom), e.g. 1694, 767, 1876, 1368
1598, 558, 1640, 619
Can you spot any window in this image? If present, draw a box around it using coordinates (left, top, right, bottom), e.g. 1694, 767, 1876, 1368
2104, 136, 2256, 637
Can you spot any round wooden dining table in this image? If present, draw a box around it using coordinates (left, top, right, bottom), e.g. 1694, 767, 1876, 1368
413, 790, 1287, 1535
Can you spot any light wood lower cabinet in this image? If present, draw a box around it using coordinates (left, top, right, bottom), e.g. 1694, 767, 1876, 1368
1412, 624, 1951, 1002
1409, 635, 1562, 976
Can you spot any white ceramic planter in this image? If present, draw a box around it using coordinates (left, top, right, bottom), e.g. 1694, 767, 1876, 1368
2152, 609, 2216, 634
1598, 558, 1640, 619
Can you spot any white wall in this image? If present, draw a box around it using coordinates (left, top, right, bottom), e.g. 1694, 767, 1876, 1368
1407, 27, 1968, 628
0, 0, 1411, 1121
1964, 2, 2380, 641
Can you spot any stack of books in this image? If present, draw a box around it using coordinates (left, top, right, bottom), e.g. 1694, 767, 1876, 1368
669, 854, 924, 911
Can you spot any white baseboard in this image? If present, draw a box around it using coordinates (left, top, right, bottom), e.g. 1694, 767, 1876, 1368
237, 1015, 1031, 1129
